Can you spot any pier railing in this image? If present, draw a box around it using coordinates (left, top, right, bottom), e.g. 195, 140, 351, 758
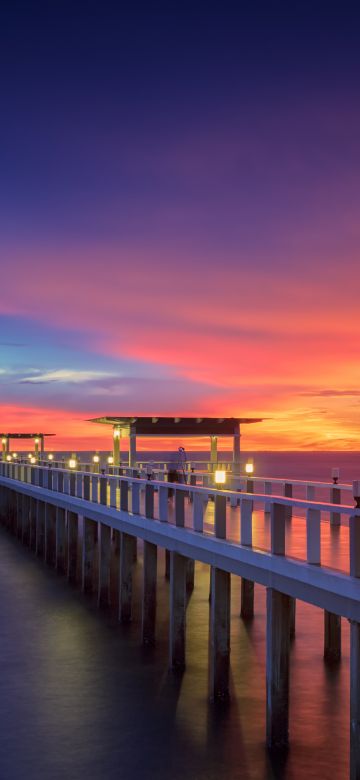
1, 460, 360, 775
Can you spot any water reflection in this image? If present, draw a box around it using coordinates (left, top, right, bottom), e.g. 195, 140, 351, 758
0, 522, 350, 780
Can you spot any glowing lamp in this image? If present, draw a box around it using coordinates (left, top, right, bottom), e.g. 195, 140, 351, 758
113, 429, 120, 439
93, 455, 100, 464
28, 453, 32, 459
6, 455, 12, 462
331, 467, 340, 485
107, 456, 114, 465
48, 453, 54, 461
2, 438, 6, 445
30, 457, 36, 465
215, 469, 226, 485
68, 458, 77, 469
34, 438, 40, 444
12, 453, 18, 459
245, 460, 254, 475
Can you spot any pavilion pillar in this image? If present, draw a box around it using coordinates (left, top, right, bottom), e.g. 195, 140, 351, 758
129, 428, 137, 468
40, 435, 45, 455
2, 437, 8, 461
210, 436, 218, 469
232, 422, 241, 476
113, 427, 120, 466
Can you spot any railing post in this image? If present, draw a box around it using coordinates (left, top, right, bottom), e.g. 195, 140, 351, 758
159, 486, 168, 522
284, 483, 292, 520
83, 474, 90, 501
331, 485, 341, 526
100, 475, 107, 506
109, 478, 117, 508
264, 481, 272, 514
270, 502, 286, 555
76, 473, 83, 499
91, 474, 99, 503
131, 482, 140, 514
214, 493, 226, 539
306, 508, 321, 565
240, 498, 253, 546
175, 489, 185, 527
193, 492, 206, 532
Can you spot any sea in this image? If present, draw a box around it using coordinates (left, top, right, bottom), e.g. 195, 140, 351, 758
0, 451, 359, 780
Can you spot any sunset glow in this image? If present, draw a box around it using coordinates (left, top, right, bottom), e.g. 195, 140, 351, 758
1, 5, 359, 451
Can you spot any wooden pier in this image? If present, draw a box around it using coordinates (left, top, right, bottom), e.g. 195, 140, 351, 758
0, 460, 360, 777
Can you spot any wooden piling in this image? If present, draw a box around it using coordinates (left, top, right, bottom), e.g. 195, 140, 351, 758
324, 610, 341, 662
119, 532, 134, 622
55, 506, 66, 573
241, 578, 254, 619
142, 541, 157, 645
45, 503, 56, 566
67, 510, 78, 583
350, 620, 360, 780
98, 522, 111, 607
169, 551, 187, 670
266, 587, 291, 750
110, 529, 120, 609
21, 494, 30, 546
35, 500, 45, 557
82, 516, 98, 594
210, 566, 231, 700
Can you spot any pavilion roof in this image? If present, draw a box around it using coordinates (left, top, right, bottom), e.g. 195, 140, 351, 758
88, 416, 262, 436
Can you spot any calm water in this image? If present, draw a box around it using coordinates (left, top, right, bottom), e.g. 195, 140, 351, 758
0, 452, 357, 780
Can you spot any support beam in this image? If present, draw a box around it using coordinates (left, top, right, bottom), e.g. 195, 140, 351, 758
210, 566, 231, 701
266, 588, 291, 750
169, 552, 187, 670
324, 610, 341, 662
98, 522, 111, 607
142, 541, 157, 645
45, 503, 56, 566
350, 620, 360, 780
67, 511, 78, 584
119, 532, 133, 623
55, 506, 66, 573
241, 578, 254, 619
21, 494, 30, 546
29, 497, 37, 551
82, 517, 98, 594
110, 529, 120, 609
35, 500, 45, 557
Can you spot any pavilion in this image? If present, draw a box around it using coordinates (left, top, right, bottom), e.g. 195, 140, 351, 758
1, 433, 55, 460
88, 416, 262, 474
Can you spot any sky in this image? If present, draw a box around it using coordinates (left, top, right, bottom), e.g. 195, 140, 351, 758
0, 1, 360, 452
